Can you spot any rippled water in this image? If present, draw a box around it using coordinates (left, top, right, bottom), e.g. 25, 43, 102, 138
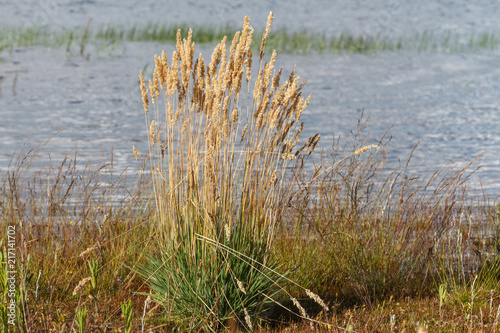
1, 0, 499, 198
2, 0, 500, 36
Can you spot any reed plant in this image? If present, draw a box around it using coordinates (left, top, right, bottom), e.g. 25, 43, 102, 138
136, 13, 328, 331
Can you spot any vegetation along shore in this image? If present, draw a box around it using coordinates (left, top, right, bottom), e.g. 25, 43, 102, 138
1, 13, 500, 332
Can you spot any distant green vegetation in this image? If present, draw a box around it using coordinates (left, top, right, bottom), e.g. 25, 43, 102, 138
1, 22, 500, 55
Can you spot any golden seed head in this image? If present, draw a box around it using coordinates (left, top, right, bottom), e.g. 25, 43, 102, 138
291, 297, 308, 319
264, 50, 277, 88
268, 106, 281, 129
260, 11, 274, 59
236, 279, 247, 294
167, 103, 173, 123
307, 134, 320, 154
161, 50, 168, 73
290, 122, 304, 149
139, 71, 149, 112
72, 277, 92, 296
149, 120, 156, 144
230, 108, 238, 126
241, 124, 248, 141
78, 246, 97, 258
132, 145, 142, 160
353, 145, 380, 155
154, 54, 162, 90
245, 48, 252, 82
222, 96, 230, 116
305, 289, 329, 312
296, 95, 310, 121
148, 79, 155, 104
269, 170, 277, 186
176, 29, 182, 55
244, 308, 253, 331
181, 118, 189, 133
253, 68, 263, 101
153, 68, 160, 96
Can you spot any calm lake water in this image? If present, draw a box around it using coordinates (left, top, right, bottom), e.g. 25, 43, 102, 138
1, 0, 499, 198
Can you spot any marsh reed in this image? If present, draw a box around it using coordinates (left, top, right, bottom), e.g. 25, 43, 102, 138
137, 12, 332, 330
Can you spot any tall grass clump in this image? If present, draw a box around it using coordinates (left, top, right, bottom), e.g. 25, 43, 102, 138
136, 13, 325, 331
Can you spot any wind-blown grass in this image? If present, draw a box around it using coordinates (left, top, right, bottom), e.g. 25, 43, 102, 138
135, 13, 330, 331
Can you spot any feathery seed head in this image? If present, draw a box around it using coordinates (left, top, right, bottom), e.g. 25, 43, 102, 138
353, 144, 380, 155
79, 246, 97, 258
264, 50, 277, 88
260, 11, 274, 59
72, 277, 92, 296
154, 54, 164, 90
149, 120, 156, 144
132, 145, 142, 160
244, 308, 253, 331
181, 118, 189, 133
241, 124, 249, 141
148, 79, 156, 104
230, 108, 238, 126
291, 297, 308, 319
282, 153, 296, 160
153, 69, 160, 97
174, 110, 181, 124
245, 48, 253, 82
269, 170, 278, 186
139, 71, 149, 112
305, 289, 329, 312
176, 29, 182, 55
236, 279, 247, 295
296, 95, 310, 121
307, 134, 320, 154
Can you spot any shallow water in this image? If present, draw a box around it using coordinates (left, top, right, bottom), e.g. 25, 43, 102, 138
2, 0, 500, 37
1, 0, 499, 198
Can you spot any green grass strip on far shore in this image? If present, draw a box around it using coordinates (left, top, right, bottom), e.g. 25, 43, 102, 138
1, 23, 500, 55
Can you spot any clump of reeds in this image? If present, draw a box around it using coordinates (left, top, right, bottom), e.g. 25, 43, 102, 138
140, 12, 316, 237
137, 13, 328, 331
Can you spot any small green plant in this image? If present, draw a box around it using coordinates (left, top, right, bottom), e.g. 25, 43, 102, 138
438, 282, 447, 313
73, 307, 88, 333
121, 300, 133, 333
87, 258, 100, 298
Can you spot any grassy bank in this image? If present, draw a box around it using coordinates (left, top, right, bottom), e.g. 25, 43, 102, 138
2, 13, 500, 332
1, 141, 498, 332
1, 21, 500, 56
